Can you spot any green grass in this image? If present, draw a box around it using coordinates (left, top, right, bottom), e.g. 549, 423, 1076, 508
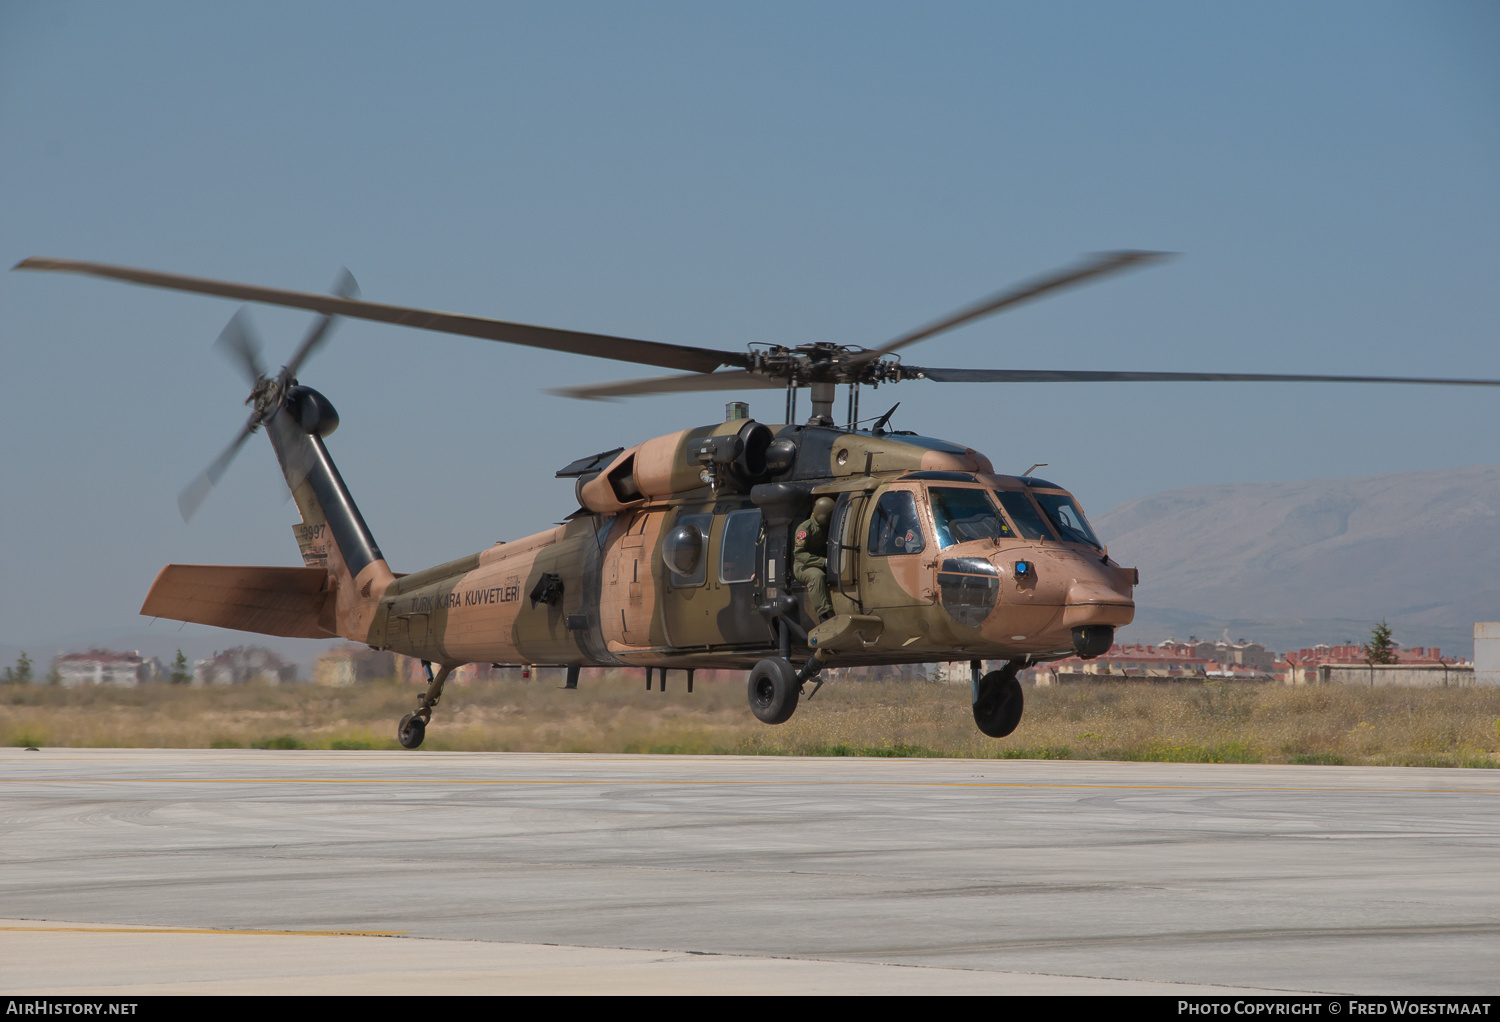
2, 673, 1498, 767
996, 745, 1073, 760
1107, 739, 1263, 764
801, 742, 940, 757
1288, 752, 1348, 766
252, 734, 306, 750
7, 727, 47, 748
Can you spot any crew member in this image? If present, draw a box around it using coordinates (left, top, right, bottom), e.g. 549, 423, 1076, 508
794, 497, 836, 622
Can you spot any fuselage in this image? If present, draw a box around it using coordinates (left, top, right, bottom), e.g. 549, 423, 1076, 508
360, 421, 1136, 671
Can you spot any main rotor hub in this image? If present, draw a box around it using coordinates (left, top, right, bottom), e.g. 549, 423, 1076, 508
748, 341, 904, 387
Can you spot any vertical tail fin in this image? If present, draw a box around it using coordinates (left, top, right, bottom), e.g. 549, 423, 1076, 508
265, 385, 394, 640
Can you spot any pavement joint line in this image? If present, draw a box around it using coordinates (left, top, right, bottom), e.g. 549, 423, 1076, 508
1, 777, 1497, 794
0, 925, 407, 937
0, 924, 1326, 990
0, 925, 1318, 991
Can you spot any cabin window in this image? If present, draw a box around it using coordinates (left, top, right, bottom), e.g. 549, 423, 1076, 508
868, 490, 926, 556
993, 490, 1054, 541
928, 487, 1013, 548
1033, 493, 1101, 548
667, 512, 713, 586
719, 509, 762, 584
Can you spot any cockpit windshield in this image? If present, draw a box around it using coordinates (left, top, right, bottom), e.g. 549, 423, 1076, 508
928, 487, 1013, 548
992, 490, 1053, 541
1033, 492, 1101, 548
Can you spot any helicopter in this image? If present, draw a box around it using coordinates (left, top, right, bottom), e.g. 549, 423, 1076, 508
16, 252, 1500, 748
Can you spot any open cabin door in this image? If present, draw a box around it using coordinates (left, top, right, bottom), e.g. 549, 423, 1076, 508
828, 491, 868, 614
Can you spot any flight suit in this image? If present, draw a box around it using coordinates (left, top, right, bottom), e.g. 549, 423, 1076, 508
793, 515, 833, 620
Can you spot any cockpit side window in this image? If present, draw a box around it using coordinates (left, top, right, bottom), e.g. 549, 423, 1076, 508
993, 490, 1054, 541
1033, 493, 1102, 548
929, 487, 1013, 548
868, 490, 926, 556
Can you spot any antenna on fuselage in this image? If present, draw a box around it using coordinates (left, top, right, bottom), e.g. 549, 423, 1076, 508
869, 402, 901, 435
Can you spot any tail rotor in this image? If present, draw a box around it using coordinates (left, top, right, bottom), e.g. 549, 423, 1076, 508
177, 269, 358, 522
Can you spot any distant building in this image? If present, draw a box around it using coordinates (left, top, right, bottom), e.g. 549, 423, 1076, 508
1315, 663, 1474, 687
1025, 644, 1215, 685
1276, 643, 1460, 685
1474, 624, 1500, 686
1158, 637, 1275, 672
391, 659, 514, 685
193, 646, 297, 685
53, 649, 161, 687
313, 644, 398, 686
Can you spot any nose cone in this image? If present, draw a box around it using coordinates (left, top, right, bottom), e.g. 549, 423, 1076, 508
1062, 573, 1135, 628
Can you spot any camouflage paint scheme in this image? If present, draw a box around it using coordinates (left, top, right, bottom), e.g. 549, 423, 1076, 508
143, 404, 1135, 676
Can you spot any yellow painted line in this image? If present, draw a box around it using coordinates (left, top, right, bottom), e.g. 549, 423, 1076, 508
0, 925, 406, 937
0, 777, 1496, 795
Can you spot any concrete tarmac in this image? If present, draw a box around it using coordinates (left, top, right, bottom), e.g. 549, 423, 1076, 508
3, 749, 1498, 995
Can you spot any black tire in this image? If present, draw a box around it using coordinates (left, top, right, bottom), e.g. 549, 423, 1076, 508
973, 668, 1024, 738
747, 657, 800, 725
397, 713, 427, 749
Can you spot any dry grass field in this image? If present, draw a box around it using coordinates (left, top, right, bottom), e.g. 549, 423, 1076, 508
3, 673, 1498, 766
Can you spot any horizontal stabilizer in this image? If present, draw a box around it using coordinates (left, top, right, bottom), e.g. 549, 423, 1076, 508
141, 564, 336, 639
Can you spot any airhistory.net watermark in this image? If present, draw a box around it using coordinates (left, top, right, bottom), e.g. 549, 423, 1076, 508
6, 1003, 138, 1016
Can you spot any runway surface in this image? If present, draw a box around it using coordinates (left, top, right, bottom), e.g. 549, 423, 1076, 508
3, 749, 1498, 995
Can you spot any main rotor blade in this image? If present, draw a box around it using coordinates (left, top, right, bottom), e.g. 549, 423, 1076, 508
549, 369, 785, 401
855, 251, 1171, 365
178, 416, 258, 522
15, 257, 750, 374
910, 367, 1500, 386
213, 308, 265, 386
283, 268, 360, 380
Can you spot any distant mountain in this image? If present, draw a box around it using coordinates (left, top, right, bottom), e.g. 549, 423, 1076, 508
5, 469, 1495, 672
1094, 465, 1500, 656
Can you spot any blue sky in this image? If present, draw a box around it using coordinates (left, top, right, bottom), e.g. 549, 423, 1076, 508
1, 1, 1497, 646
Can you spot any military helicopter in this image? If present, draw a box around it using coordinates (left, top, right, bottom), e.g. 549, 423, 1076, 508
17, 253, 1500, 748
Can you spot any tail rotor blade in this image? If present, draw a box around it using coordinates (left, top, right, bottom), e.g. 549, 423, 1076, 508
283, 268, 360, 379
178, 417, 257, 522
213, 308, 266, 385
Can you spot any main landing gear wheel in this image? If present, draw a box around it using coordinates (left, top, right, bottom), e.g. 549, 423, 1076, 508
397, 713, 426, 749
748, 657, 800, 725
973, 664, 1024, 738
397, 662, 454, 750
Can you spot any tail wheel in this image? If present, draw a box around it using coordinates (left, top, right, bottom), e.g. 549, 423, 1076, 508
397, 713, 426, 750
973, 667, 1024, 738
748, 657, 800, 725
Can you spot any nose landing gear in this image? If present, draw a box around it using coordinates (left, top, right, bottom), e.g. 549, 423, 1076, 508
972, 659, 1024, 738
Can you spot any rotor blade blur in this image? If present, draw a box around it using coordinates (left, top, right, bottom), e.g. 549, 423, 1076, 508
911, 367, 1500, 386
14, 258, 750, 374
177, 417, 257, 522
213, 309, 265, 385
549, 370, 785, 401
283, 269, 360, 379
855, 251, 1172, 365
